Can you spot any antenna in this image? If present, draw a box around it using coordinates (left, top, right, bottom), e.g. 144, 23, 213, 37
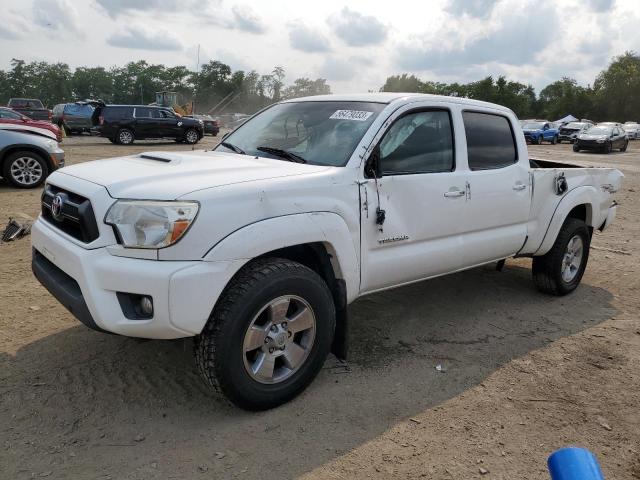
192, 44, 200, 151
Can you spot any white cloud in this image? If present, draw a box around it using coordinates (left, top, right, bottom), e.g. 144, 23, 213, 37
327, 7, 388, 47
289, 24, 331, 52
33, 0, 84, 37
107, 27, 183, 51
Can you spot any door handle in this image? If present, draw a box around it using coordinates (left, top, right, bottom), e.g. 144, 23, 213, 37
444, 189, 465, 198
513, 183, 527, 191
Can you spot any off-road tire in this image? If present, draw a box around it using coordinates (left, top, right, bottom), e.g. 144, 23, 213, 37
195, 258, 335, 410
532, 218, 590, 295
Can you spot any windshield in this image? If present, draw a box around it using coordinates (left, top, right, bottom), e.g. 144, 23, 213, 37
215, 101, 386, 166
565, 122, 585, 129
585, 127, 611, 135
523, 122, 544, 129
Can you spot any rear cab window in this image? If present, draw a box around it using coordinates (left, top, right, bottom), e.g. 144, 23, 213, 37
462, 111, 518, 170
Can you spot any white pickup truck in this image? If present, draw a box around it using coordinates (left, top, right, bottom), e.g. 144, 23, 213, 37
32, 93, 622, 410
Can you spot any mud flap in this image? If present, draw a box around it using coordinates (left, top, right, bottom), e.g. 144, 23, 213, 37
331, 279, 349, 360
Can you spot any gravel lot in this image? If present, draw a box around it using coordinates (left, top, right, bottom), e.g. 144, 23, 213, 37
1, 136, 639, 479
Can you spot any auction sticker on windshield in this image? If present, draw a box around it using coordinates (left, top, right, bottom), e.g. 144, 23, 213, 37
330, 110, 374, 121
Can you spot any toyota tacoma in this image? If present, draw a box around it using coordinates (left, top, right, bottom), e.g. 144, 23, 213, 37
32, 94, 622, 410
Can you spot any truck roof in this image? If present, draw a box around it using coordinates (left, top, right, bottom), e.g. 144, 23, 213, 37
283, 92, 513, 113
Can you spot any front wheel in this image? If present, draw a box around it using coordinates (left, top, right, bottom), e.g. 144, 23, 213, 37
621, 141, 628, 152
195, 258, 335, 410
184, 128, 199, 144
573, 144, 580, 152
2, 151, 49, 188
604, 142, 612, 154
532, 218, 590, 295
536, 135, 542, 145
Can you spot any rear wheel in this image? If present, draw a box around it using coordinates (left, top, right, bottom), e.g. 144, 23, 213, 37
551, 135, 558, 145
2, 150, 49, 188
573, 143, 580, 152
195, 258, 335, 410
116, 128, 134, 145
532, 218, 590, 295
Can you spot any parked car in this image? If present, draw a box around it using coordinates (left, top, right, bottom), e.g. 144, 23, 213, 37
186, 114, 219, 136
32, 93, 622, 410
91, 105, 204, 145
573, 125, 628, 153
7, 98, 52, 122
0, 107, 62, 142
622, 123, 639, 139
522, 121, 559, 144
0, 129, 64, 188
52, 101, 98, 134
558, 122, 593, 144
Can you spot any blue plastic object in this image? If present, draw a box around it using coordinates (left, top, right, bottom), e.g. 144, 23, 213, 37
548, 447, 604, 480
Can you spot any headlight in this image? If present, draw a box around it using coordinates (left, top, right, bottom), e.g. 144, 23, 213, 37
105, 200, 199, 249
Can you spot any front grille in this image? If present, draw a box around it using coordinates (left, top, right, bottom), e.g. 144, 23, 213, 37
41, 184, 100, 242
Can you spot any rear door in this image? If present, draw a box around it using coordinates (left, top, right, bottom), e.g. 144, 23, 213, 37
133, 107, 155, 138
460, 110, 530, 265
359, 104, 468, 293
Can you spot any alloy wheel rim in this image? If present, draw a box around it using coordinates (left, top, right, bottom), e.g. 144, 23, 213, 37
120, 130, 133, 143
10, 157, 42, 186
561, 235, 584, 283
242, 295, 316, 384
186, 130, 197, 143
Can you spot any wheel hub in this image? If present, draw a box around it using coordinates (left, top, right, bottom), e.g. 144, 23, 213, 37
561, 235, 584, 283
242, 295, 316, 384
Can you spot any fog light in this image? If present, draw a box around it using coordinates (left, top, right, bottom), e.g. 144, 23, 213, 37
116, 292, 154, 320
139, 296, 153, 316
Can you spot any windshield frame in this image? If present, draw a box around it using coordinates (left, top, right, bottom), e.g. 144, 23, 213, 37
214, 100, 387, 167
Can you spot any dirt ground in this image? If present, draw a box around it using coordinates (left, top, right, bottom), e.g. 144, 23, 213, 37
1, 135, 639, 480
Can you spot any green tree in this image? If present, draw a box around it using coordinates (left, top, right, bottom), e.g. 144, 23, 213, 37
593, 51, 640, 121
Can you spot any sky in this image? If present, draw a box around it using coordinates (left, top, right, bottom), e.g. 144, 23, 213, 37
1, 0, 639, 93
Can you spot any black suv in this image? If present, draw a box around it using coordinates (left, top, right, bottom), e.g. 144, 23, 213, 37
92, 105, 204, 145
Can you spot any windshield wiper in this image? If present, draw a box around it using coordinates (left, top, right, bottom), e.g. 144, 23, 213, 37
220, 141, 246, 155
256, 146, 307, 164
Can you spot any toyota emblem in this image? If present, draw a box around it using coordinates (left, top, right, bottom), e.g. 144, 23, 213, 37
51, 194, 64, 221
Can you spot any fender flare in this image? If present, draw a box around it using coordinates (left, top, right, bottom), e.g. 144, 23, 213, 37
203, 212, 360, 303
534, 186, 598, 256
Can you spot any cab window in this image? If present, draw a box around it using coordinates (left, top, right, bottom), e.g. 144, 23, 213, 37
379, 110, 454, 175
463, 112, 517, 170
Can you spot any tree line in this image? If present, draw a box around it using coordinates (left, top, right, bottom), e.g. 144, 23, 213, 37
380, 52, 640, 122
0, 59, 331, 114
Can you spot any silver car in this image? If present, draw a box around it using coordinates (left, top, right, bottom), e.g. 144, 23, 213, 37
623, 123, 639, 139
0, 128, 65, 188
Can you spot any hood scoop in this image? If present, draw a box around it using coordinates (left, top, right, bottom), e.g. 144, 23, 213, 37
139, 153, 175, 163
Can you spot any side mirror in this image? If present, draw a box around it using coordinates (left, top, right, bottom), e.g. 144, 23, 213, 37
365, 146, 383, 179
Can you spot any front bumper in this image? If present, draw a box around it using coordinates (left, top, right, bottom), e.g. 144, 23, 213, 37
51, 151, 65, 169
576, 140, 605, 150
31, 218, 243, 339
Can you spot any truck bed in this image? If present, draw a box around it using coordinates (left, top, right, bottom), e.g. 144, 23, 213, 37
521, 157, 623, 256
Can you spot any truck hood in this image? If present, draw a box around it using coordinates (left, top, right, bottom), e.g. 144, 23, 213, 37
58, 150, 331, 199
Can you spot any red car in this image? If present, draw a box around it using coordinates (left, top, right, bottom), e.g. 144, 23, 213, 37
0, 107, 62, 142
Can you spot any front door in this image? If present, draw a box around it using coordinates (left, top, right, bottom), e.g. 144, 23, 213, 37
359, 107, 468, 293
